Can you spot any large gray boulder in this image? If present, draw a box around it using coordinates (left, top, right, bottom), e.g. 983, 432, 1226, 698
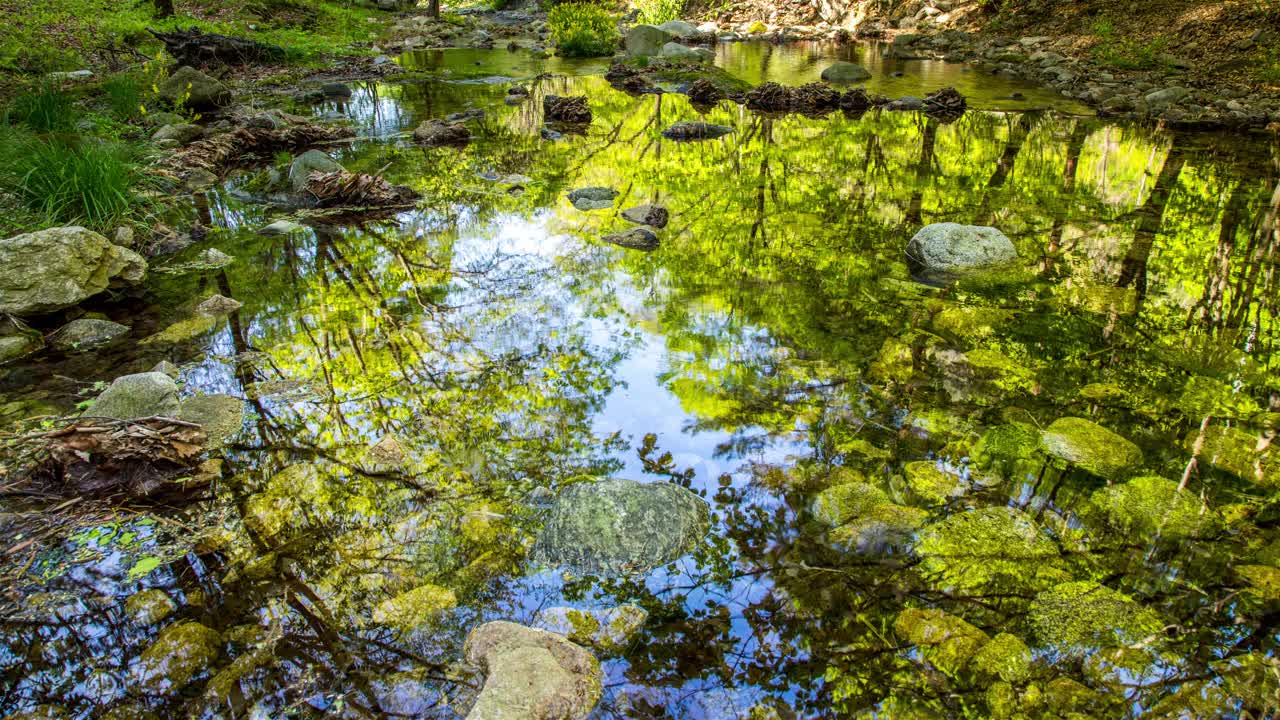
0, 227, 146, 316
48, 318, 130, 353
626, 24, 673, 56
464, 621, 602, 720
821, 61, 872, 83
567, 187, 618, 211
657, 20, 698, 37
88, 372, 180, 420
532, 478, 710, 576
158, 66, 232, 110
906, 223, 1017, 278
288, 150, 344, 191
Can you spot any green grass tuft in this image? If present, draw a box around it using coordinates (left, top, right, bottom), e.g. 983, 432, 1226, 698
6, 83, 79, 133
548, 3, 619, 58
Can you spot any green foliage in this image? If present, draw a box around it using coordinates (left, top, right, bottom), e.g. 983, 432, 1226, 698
548, 3, 619, 58
5, 84, 78, 133
1090, 19, 1169, 70
0, 126, 148, 229
100, 66, 165, 122
633, 0, 683, 25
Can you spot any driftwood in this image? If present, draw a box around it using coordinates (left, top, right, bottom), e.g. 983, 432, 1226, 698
923, 87, 968, 123
304, 170, 418, 209
164, 121, 350, 174
148, 26, 286, 66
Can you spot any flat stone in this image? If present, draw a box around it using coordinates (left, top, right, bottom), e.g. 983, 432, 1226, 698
195, 294, 242, 315
659, 42, 704, 61
151, 123, 204, 144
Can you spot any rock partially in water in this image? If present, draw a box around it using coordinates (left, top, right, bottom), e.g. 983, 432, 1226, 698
1040, 417, 1142, 480
626, 24, 673, 57
158, 66, 231, 110
602, 228, 659, 252
0, 226, 147, 316
414, 119, 471, 146
288, 150, 344, 191
464, 621, 602, 720
661, 121, 734, 141
820, 61, 871, 83
259, 219, 304, 236
906, 223, 1017, 279
48, 319, 130, 353
177, 394, 246, 451
544, 95, 592, 124
534, 605, 648, 654
89, 372, 180, 420
567, 186, 618, 211
135, 621, 222, 694
532, 478, 710, 576
321, 81, 352, 98
195, 294, 242, 316
686, 78, 725, 106
124, 589, 177, 626
621, 204, 670, 229
659, 42, 704, 61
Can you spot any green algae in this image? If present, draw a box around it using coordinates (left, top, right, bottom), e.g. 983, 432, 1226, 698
1087, 475, 1214, 540
1029, 581, 1163, 654
1040, 417, 1143, 480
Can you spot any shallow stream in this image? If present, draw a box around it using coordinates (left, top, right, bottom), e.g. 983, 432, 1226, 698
1, 41, 1278, 719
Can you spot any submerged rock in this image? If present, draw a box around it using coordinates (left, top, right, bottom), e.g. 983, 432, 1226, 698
661, 121, 733, 141
124, 589, 177, 626
626, 24, 673, 57
0, 226, 146, 316
464, 621, 602, 720
602, 228, 659, 251
532, 478, 710, 576
659, 42, 704, 61
906, 223, 1017, 279
567, 186, 618, 211
621, 205, 670, 229
372, 584, 457, 629
0, 334, 42, 364
533, 605, 648, 654
135, 621, 222, 694
48, 319, 131, 353
89, 372, 180, 420
904, 461, 966, 503
820, 61, 871, 83
158, 66, 231, 110
288, 150, 343, 191
1040, 417, 1142, 480
177, 394, 246, 451
414, 119, 471, 146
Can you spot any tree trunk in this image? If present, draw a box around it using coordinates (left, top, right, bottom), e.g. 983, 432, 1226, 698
429, 0, 440, 18
155, 0, 175, 18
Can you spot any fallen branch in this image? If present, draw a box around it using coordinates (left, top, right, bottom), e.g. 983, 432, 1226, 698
148, 26, 286, 66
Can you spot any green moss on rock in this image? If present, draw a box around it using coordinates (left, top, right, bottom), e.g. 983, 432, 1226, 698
916, 506, 1063, 592
1040, 417, 1142, 480
894, 608, 990, 673
1087, 475, 1213, 540
903, 461, 966, 504
973, 632, 1033, 683
136, 621, 222, 694
1029, 581, 1162, 654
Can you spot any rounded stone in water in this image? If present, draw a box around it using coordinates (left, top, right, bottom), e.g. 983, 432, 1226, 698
533, 478, 710, 576
906, 222, 1017, 280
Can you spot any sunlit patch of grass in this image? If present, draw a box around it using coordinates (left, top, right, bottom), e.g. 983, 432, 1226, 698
5, 83, 78, 133
1090, 19, 1169, 71
0, 125, 151, 230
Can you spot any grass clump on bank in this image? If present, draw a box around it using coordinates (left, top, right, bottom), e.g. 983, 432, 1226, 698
549, 3, 620, 57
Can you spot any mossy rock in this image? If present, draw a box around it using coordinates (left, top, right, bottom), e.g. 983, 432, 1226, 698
829, 503, 928, 551
1029, 581, 1162, 655
972, 422, 1040, 479
124, 589, 177, 626
916, 506, 1064, 592
973, 632, 1033, 683
894, 608, 990, 674
868, 335, 916, 383
813, 482, 889, 526
1044, 677, 1101, 712
1040, 417, 1142, 480
177, 394, 246, 452
136, 621, 223, 694
931, 304, 1013, 340
903, 461, 966, 504
1086, 475, 1214, 540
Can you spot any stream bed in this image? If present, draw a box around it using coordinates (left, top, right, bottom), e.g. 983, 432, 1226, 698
1, 41, 1278, 719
